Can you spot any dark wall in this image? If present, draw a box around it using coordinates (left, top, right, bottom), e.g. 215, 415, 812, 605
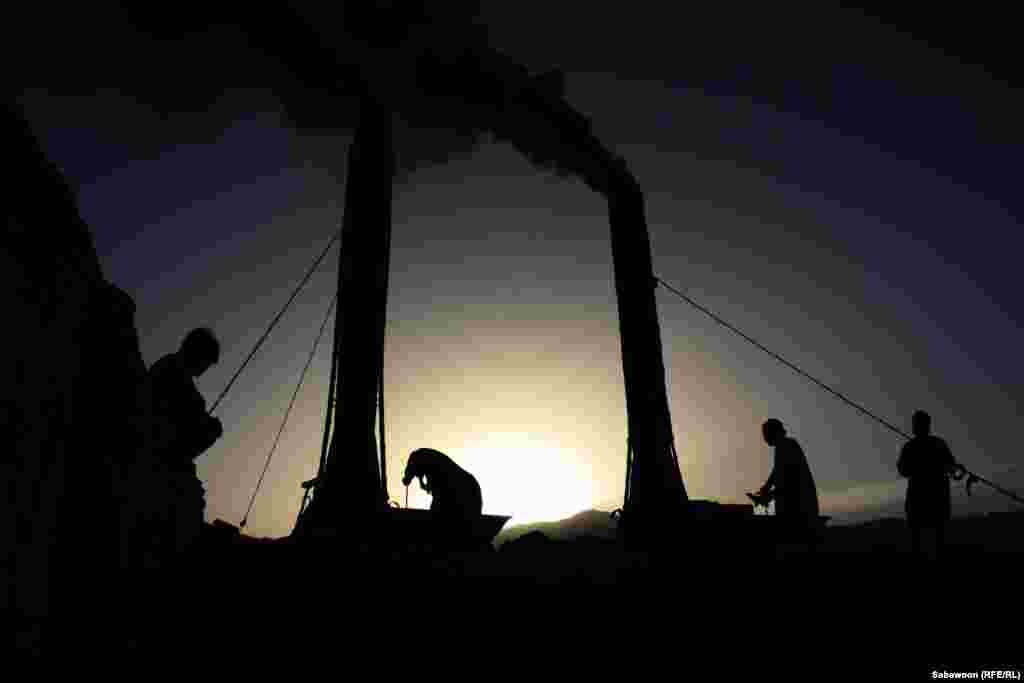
3, 100, 173, 622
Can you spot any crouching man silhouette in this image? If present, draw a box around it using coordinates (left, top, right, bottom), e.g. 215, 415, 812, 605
402, 448, 483, 551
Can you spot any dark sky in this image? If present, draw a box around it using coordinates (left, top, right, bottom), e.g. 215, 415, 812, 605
15, 3, 1023, 535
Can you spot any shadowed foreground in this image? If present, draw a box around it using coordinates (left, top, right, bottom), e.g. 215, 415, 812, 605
16, 511, 1022, 661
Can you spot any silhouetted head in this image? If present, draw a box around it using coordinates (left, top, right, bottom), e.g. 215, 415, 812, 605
912, 410, 932, 437
762, 418, 786, 446
403, 448, 446, 488
180, 327, 220, 377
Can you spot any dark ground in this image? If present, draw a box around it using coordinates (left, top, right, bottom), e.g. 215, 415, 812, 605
14, 511, 1021, 666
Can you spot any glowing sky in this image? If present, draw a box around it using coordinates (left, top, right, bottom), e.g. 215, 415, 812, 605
17, 5, 1023, 537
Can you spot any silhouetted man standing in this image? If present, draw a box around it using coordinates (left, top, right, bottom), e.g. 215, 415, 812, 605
149, 327, 223, 557
897, 410, 957, 559
754, 419, 820, 548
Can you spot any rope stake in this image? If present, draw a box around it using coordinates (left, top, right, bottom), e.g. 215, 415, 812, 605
240, 292, 338, 530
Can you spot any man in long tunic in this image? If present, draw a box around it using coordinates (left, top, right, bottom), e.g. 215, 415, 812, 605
754, 419, 820, 548
897, 410, 958, 558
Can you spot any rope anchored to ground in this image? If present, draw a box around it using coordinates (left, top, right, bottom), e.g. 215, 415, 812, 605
653, 275, 1023, 508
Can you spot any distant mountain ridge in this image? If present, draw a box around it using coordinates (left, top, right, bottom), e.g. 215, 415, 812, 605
495, 509, 619, 546
494, 494, 1024, 547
